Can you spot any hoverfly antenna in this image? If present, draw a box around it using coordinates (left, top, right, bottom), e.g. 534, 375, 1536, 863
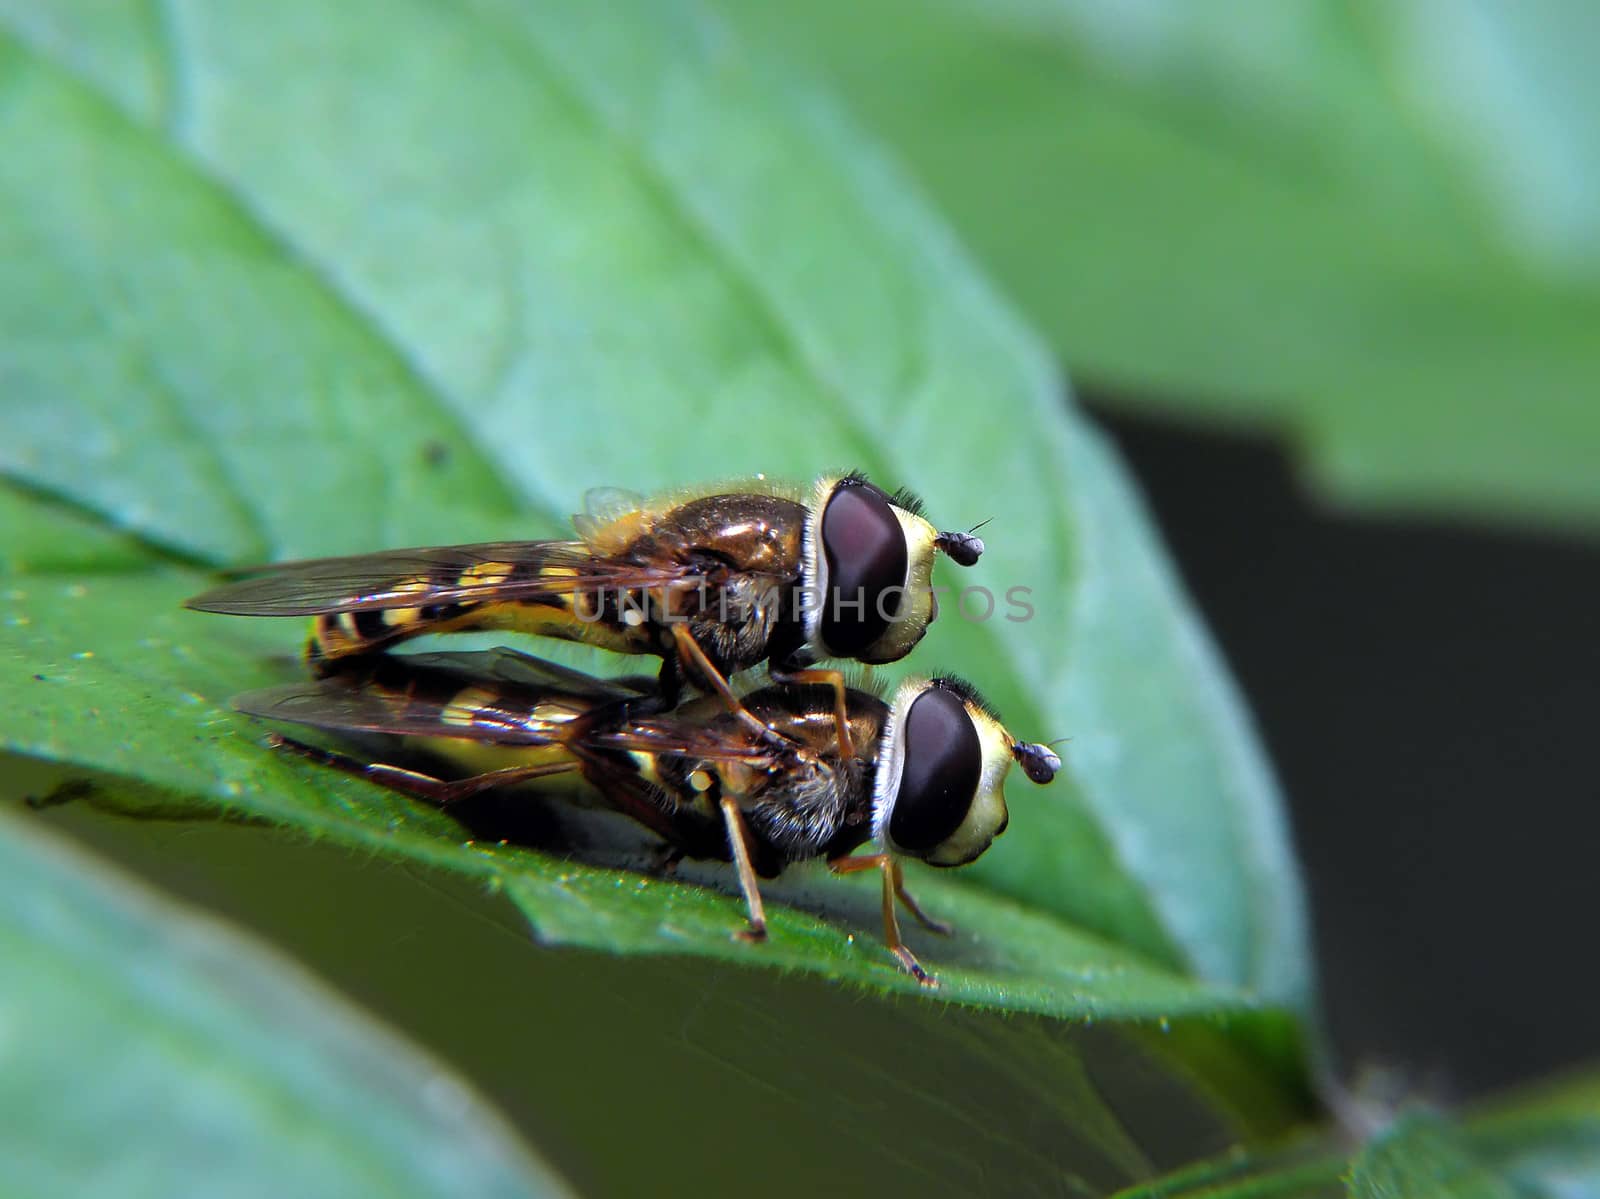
1013, 740, 1062, 785
934, 529, 985, 567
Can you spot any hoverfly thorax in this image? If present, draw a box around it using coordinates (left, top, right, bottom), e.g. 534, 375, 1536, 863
870, 677, 1060, 868
799, 473, 983, 667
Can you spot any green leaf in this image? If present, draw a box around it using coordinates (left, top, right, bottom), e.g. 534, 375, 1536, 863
0, 23, 1327, 1174
1110, 1142, 1345, 1199
0, 1, 1332, 1175
11, 796, 1308, 1198
4, 528, 1318, 1186
710, 0, 1600, 531
1349, 1114, 1526, 1199
1111, 1077, 1600, 1197
1, 570, 1276, 1027
0, 479, 157, 573
1466, 1073, 1600, 1197
0, 807, 569, 1198
0, 0, 1311, 1018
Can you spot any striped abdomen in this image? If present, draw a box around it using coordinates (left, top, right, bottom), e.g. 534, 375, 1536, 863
305, 564, 661, 668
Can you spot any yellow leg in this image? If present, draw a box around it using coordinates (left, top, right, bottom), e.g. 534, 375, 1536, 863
768, 666, 854, 761
670, 624, 792, 752
829, 852, 938, 986
889, 858, 953, 936
720, 796, 768, 942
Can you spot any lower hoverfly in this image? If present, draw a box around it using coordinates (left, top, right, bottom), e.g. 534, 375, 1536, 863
233, 649, 1060, 984
187, 474, 987, 756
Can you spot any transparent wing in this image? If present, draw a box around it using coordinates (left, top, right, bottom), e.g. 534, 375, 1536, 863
185, 540, 695, 617
231, 649, 650, 744
591, 717, 787, 767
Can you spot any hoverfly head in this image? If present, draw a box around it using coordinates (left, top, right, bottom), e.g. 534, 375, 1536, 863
803, 473, 973, 667
869, 676, 1056, 869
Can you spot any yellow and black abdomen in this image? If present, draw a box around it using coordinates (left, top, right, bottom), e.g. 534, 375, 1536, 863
197, 488, 816, 674
306, 588, 661, 668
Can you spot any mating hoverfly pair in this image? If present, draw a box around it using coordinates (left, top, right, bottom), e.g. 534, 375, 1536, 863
189, 474, 1059, 983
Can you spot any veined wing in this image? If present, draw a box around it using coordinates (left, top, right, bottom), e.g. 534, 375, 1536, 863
231, 650, 648, 744
185, 540, 700, 617
591, 717, 793, 768
428, 647, 656, 703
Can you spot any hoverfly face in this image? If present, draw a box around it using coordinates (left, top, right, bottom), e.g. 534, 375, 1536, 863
803, 474, 984, 666
871, 678, 1060, 868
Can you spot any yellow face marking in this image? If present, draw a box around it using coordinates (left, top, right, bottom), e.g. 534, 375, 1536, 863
441, 686, 500, 728
689, 769, 713, 793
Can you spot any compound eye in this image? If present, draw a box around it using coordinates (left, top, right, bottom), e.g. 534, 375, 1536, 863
887, 686, 982, 853
820, 480, 909, 658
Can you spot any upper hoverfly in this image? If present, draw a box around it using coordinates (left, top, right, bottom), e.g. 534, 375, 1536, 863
186, 474, 985, 751
233, 648, 1059, 984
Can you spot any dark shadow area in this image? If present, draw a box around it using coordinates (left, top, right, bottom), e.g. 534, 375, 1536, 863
17, 797, 1302, 1199
1088, 397, 1600, 1097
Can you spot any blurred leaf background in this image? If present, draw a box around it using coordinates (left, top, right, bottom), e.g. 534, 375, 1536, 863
0, 807, 572, 1199
2, 0, 1599, 1196
717, 0, 1600, 531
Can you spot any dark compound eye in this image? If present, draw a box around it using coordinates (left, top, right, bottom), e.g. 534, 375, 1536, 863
888, 686, 982, 853
820, 479, 908, 657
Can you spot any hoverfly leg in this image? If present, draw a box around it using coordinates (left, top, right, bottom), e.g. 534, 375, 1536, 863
265, 733, 435, 791
889, 859, 953, 937
828, 853, 939, 987
654, 653, 685, 707
669, 624, 791, 754
767, 666, 854, 761
264, 733, 575, 804
383, 761, 578, 804
719, 796, 769, 942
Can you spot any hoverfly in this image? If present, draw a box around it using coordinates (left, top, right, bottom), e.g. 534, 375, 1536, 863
186, 474, 986, 754
232, 648, 1059, 984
